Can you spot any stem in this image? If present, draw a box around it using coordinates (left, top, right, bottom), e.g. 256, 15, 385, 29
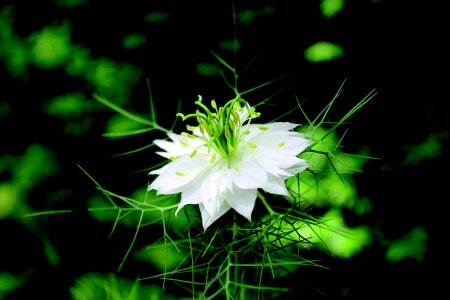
226, 211, 240, 299
232, 213, 239, 296
258, 191, 276, 216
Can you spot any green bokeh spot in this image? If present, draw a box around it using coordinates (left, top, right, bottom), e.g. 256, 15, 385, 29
63, 117, 93, 136
404, 133, 447, 165
65, 46, 92, 77
317, 209, 372, 258
219, 39, 242, 51
0, 101, 11, 117
320, 0, 346, 18
43, 238, 60, 267
304, 41, 344, 63
323, 209, 372, 259
85, 58, 142, 105
386, 227, 428, 263
12, 144, 57, 191
53, 0, 89, 8
195, 63, 221, 77
237, 5, 274, 24
44, 93, 91, 117
0, 7, 30, 77
104, 114, 147, 139
70, 272, 164, 300
122, 33, 147, 49
135, 242, 186, 272
268, 208, 371, 258
144, 11, 170, 23
88, 195, 118, 223
0, 182, 20, 220
288, 125, 369, 210
237, 9, 257, 24
0, 272, 25, 298
28, 22, 72, 69
44, 93, 93, 135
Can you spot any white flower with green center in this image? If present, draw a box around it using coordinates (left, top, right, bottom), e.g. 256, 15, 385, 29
149, 96, 312, 230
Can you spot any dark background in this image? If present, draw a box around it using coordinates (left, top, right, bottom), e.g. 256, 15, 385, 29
0, 0, 445, 298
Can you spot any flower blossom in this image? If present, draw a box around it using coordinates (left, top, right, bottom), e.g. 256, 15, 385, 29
149, 96, 312, 230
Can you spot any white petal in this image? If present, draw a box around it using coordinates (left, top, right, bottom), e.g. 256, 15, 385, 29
230, 154, 268, 189
283, 158, 310, 176
175, 174, 209, 215
242, 123, 312, 177
199, 201, 231, 230
149, 163, 170, 176
148, 152, 211, 194
263, 174, 289, 196
225, 187, 257, 221
200, 161, 232, 204
153, 133, 205, 159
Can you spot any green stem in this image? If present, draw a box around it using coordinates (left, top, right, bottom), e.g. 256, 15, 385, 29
226, 212, 240, 299
258, 191, 275, 216
232, 213, 239, 297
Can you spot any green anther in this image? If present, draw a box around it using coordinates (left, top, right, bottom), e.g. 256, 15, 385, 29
181, 132, 196, 138
224, 125, 231, 140
211, 99, 217, 109
210, 154, 217, 163
233, 101, 239, 111
169, 156, 177, 161
246, 142, 257, 149
176, 171, 186, 176
258, 126, 269, 131
205, 123, 213, 136
190, 149, 197, 157
180, 140, 189, 147
229, 119, 235, 131
277, 142, 285, 147
187, 125, 196, 131
244, 130, 250, 135
233, 112, 240, 124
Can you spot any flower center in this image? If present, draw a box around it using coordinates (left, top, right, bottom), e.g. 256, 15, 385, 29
177, 95, 260, 159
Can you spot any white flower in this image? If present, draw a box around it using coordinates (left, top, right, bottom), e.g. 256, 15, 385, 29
149, 96, 312, 230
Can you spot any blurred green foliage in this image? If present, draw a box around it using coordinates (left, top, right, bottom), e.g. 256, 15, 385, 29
53, 0, 88, 8
28, 22, 72, 69
144, 11, 170, 23
289, 126, 369, 211
70, 272, 179, 300
122, 33, 147, 49
135, 242, 186, 272
386, 227, 428, 263
0, 272, 26, 299
404, 133, 447, 165
320, 0, 346, 18
304, 41, 344, 63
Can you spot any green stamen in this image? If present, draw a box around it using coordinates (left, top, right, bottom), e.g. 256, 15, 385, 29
177, 95, 260, 160
181, 132, 196, 138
